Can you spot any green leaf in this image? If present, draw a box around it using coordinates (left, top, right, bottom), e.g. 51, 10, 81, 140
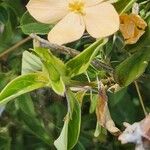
3, 0, 24, 17
89, 94, 98, 114
115, 18, 150, 87
114, 0, 136, 14
0, 73, 48, 105
54, 90, 81, 150
54, 116, 69, 150
108, 88, 137, 125
115, 48, 150, 87
0, 6, 8, 24
94, 122, 102, 137
0, 10, 13, 52
20, 12, 53, 35
66, 39, 107, 77
16, 94, 36, 117
67, 90, 81, 150
20, 110, 53, 145
0, 72, 15, 90
34, 47, 66, 96
0, 128, 11, 150
75, 90, 87, 105
22, 51, 42, 75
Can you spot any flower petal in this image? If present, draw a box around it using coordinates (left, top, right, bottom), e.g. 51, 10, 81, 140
125, 28, 145, 44
48, 13, 85, 45
85, 0, 103, 6
84, 2, 119, 38
26, 0, 68, 24
130, 14, 147, 30
85, 0, 115, 7
120, 22, 135, 40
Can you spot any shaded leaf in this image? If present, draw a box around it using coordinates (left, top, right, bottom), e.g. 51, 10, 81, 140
16, 94, 36, 117
20, 110, 53, 145
0, 6, 8, 24
114, 0, 136, 14
108, 88, 137, 125
115, 48, 150, 87
67, 90, 81, 150
0, 128, 11, 150
20, 12, 53, 35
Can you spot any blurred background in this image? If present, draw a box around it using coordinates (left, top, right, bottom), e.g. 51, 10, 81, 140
0, 0, 150, 149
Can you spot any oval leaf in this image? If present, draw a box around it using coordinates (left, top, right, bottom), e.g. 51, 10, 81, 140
54, 90, 81, 150
66, 39, 107, 77
34, 47, 66, 96
0, 73, 48, 105
20, 12, 53, 35
115, 48, 150, 87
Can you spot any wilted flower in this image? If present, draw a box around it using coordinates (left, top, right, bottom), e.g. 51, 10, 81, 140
120, 13, 147, 45
26, 0, 119, 45
118, 115, 150, 150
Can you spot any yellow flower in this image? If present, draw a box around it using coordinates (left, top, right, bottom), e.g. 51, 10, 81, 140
26, 0, 119, 45
120, 13, 147, 45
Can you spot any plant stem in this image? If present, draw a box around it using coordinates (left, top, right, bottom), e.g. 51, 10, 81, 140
30, 34, 114, 74
30, 33, 79, 57
0, 36, 31, 58
134, 81, 147, 116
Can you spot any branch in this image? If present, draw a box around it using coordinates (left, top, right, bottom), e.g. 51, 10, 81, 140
30, 34, 114, 73
0, 36, 31, 58
30, 33, 79, 57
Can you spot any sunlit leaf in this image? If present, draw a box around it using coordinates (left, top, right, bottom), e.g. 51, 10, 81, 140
34, 47, 66, 95
22, 51, 42, 75
65, 39, 107, 77
54, 89, 81, 150
54, 115, 69, 150
89, 94, 98, 114
0, 73, 48, 105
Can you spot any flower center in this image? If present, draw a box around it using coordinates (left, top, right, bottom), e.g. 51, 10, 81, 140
68, 0, 85, 15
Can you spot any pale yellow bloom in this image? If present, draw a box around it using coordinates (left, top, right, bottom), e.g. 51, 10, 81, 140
26, 0, 119, 45
120, 14, 147, 44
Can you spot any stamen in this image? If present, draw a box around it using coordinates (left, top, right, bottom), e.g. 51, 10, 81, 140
68, 0, 85, 15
